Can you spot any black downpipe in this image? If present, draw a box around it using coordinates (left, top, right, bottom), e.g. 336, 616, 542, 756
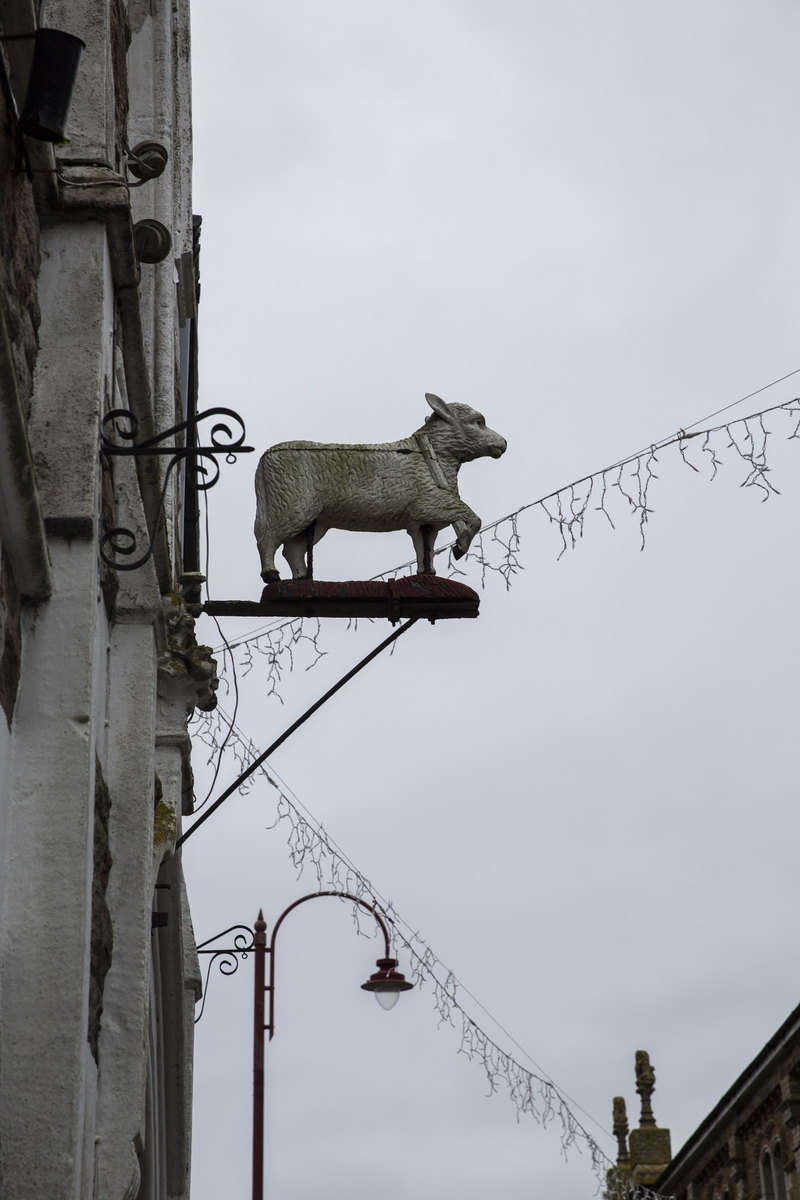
181, 215, 202, 601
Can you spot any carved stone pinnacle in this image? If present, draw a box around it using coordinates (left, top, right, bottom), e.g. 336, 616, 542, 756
635, 1050, 657, 1127
613, 1096, 630, 1164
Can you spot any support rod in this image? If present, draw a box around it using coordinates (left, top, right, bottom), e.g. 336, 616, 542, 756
177, 618, 418, 847
252, 911, 267, 1200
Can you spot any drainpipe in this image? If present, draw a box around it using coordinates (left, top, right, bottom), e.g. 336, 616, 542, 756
0, 262, 52, 601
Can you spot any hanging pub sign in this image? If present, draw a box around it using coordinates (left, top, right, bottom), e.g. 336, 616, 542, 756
205, 393, 507, 623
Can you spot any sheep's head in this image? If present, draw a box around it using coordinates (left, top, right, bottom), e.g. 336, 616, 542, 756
422, 393, 507, 463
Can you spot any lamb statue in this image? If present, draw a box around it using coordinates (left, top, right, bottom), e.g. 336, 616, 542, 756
254, 393, 507, 581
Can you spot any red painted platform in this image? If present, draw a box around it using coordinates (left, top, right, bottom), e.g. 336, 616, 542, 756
202, 575, 480, 621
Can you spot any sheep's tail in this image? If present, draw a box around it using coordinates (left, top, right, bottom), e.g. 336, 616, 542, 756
253, 453, 272, 541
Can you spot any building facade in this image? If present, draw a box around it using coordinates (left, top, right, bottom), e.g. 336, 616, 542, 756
606, 1021, 800, 1200
0, 0, 213, 1195
656, 1007, 800, 1200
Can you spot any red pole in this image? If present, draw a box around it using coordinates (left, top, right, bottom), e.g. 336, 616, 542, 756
252, 911, 267, 1200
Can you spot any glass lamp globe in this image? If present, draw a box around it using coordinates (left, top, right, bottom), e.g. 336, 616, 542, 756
374, 987, 401, 1011
361, 957, 413, 1009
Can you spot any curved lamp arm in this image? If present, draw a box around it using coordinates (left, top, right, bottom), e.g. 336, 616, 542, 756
266, 890, 392, 1040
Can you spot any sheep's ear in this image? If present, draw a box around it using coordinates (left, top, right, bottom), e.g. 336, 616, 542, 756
425, 392, 456, 423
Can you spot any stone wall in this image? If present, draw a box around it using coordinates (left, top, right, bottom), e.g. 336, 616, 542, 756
0, 2, 205, 1194
0, 46, 40, 416
656, 1007, 800, 1200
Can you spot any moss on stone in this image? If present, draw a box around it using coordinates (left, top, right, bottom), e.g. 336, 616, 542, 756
153, 798, 177, 849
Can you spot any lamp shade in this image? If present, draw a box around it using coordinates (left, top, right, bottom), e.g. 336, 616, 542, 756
361, 957, 413, 1009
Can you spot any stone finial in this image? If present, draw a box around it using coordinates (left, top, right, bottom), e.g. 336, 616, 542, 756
158, 606, 219, 716
156, 601, 219, 821
629, 1051, 671, 1186
613, 1096, 630, 1165
635, 1050, 657, 1127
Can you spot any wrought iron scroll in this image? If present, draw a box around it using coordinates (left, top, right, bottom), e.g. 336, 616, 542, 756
195, 923, 256, 1023
100, 407, 254, 572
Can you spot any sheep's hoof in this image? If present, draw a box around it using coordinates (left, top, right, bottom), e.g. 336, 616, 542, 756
261, 569, 280, 582
451, 546, 467, 560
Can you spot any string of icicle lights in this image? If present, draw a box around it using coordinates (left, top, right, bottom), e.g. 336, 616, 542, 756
190, 703, 674, 1200
209, 388, 800, 676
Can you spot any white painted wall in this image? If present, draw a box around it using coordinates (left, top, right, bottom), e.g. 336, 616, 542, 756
0, 0, 206, 1195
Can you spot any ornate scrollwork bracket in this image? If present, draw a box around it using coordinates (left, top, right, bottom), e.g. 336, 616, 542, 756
100, 407, 254, 572
195, 923, 256, 1023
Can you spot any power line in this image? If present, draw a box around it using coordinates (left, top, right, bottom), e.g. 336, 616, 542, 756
681, 366, 800, 432
368, 392, 799, 584
262, 756, 615, 1142
192, 701, 615, 1146
204, 380, 800, 657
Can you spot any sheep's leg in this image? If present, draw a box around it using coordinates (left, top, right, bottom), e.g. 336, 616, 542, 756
308, 523, 328, 577
305, 524, 315, 579
450, 510, 481, 560
257, 534, 283, 582
409, 501, 481, 565
282, 523, 328, 579
282, 534, 310, 579
420, 524, 436, 574
409, 524, 436, 576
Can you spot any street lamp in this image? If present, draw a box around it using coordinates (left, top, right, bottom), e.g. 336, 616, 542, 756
198, 890, 412, 1200
361, 956, 414, 1009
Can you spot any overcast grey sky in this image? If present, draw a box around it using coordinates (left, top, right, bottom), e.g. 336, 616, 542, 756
184, 4, 800, 1196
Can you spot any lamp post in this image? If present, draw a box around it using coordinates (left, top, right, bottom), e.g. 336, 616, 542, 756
246, 891, 412, 1200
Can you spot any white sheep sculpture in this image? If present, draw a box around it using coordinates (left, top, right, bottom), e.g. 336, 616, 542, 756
254, 393, 507, 581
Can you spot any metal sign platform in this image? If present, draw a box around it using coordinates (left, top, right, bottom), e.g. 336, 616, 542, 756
202, 574, 480, 621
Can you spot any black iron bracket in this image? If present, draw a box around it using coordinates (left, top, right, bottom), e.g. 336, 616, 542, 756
195, 923, 257, 1023
100, 407, 254, 572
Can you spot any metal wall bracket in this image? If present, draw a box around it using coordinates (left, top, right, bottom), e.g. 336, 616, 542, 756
194, 924, 256, 1023
100, 406, 254, 572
